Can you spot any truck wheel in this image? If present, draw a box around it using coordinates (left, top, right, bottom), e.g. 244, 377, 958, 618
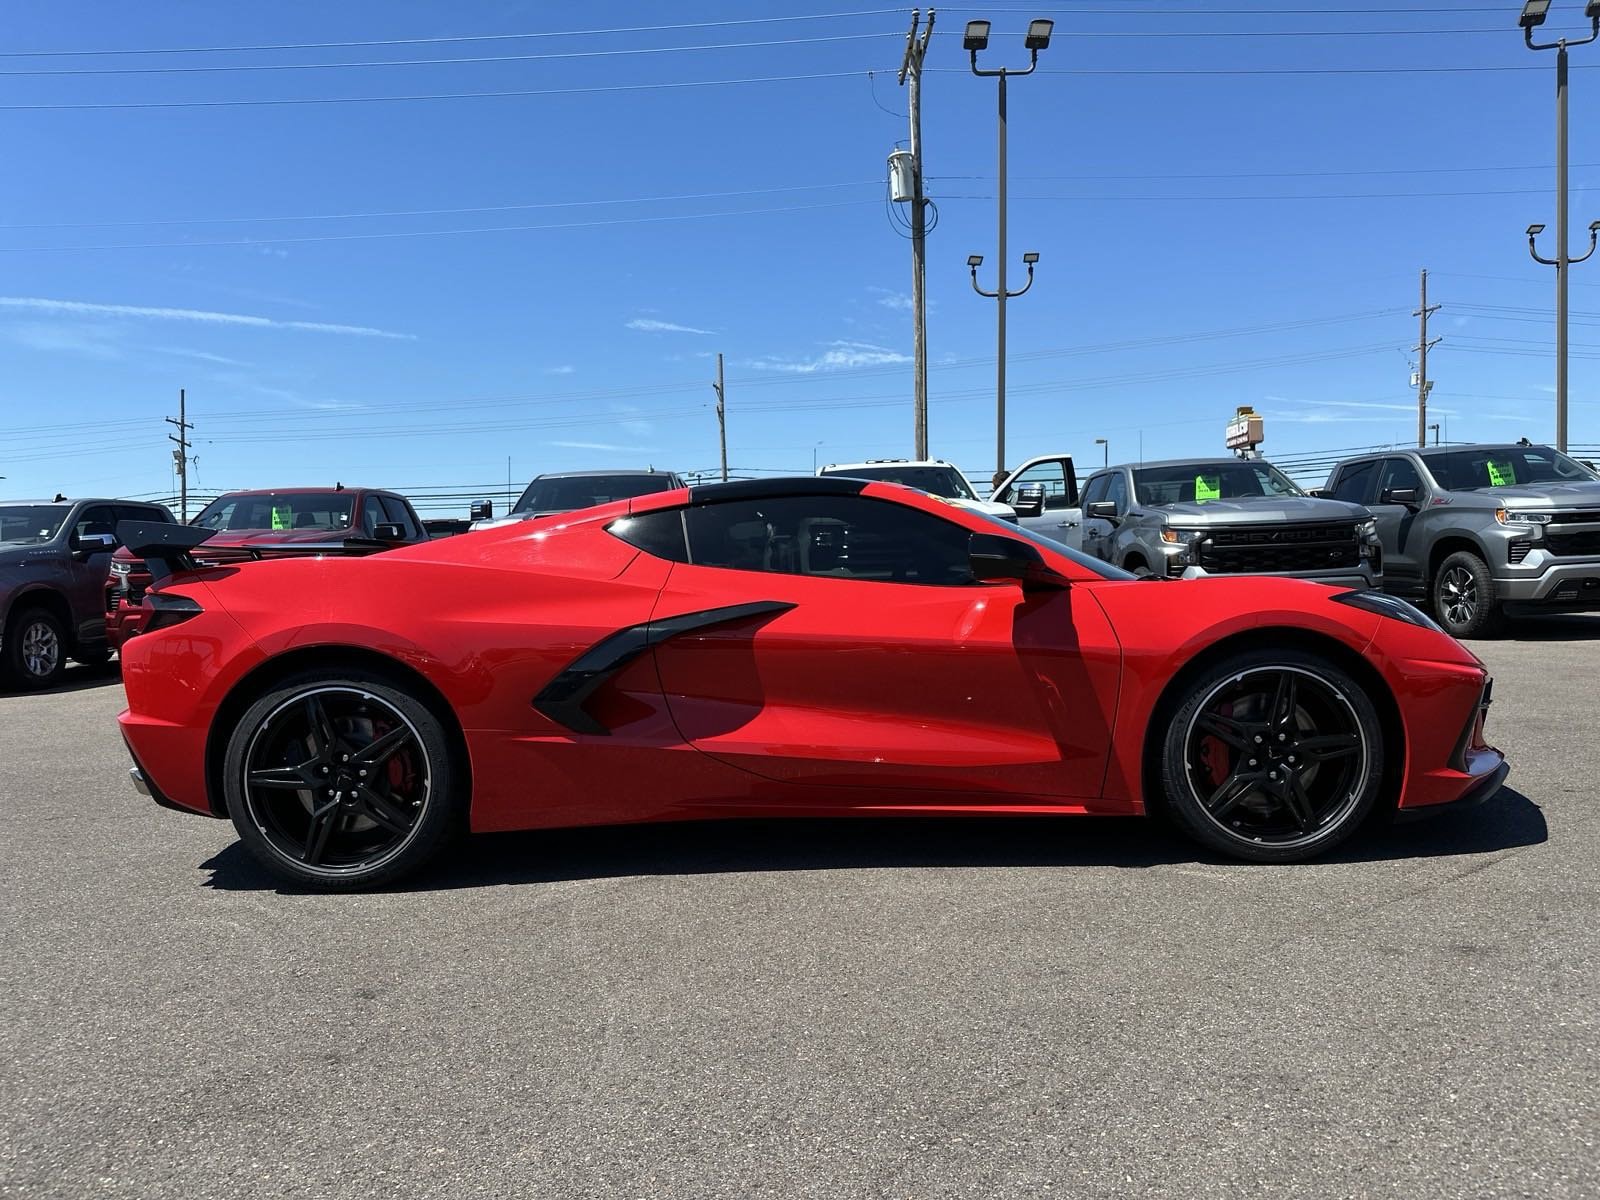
3, 606, 68, 689
1123, 555, 1152, 578
1431, 551, 1506, 639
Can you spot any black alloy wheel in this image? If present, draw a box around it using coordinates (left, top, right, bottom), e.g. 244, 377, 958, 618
4, 606, 67, 690
222, 672, 461, 889
1432, 550, 1505, 640
1159, 649, 1385, 863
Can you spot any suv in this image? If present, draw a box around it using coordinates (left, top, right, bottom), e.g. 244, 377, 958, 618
990, 454, 1083, 548
0, 497, 175, 688
472, 469, 686, 531
816, 459, 1016, 522
1077, 457, 1381, 587
1323, 442, 1600, 637
106, 487, 428, 649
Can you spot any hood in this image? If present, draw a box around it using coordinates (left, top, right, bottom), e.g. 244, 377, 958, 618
1477, 480, 1600, 507
1145, 495, 1368, 525
953, 497, 1017, 522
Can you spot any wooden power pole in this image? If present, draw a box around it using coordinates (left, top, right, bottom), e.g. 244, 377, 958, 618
899, 8, 935, 459
1415, 270, 1440, 450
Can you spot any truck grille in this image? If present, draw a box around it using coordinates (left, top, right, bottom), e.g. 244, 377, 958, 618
1196, 523, 1362, 574
1546, 529, 1600, 557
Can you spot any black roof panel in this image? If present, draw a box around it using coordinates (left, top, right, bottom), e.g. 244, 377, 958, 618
687, 476, 868, 505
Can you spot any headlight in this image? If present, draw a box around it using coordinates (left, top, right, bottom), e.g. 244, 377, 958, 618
1496, 509, 1554, 525
1357, 518, 1379, 542
1330, 589, 1444, 633
1160, 527, 1201, 545
110, 560, 131, 575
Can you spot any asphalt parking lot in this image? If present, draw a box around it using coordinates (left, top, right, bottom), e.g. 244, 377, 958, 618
2, 619, 1597, 1200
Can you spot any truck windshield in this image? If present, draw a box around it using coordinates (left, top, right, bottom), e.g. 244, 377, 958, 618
1132, 461, 1305, 505
821, 465, 978, 501
1423, 446, 1598, 491
0, 505, 70, 545
512, 475, 679, 514
193, 492, 356, 532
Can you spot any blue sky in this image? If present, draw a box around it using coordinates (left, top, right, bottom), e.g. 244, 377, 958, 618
5, 1, 1600, 514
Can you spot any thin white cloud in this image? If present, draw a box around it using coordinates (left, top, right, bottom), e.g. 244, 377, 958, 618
150, 346, 252, 367
5, 322, 124, 360
871, 288, 914, 312
0, 296, 414, 340
550, 440, 655, 453
626, 317, 715, 335
543, 364, 576, 375
745, 340, 912, 374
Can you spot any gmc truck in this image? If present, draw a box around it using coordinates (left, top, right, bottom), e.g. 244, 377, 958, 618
1322, 442, 1600, 637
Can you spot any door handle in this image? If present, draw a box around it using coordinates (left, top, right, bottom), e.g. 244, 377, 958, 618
1056, 520, 1078, 529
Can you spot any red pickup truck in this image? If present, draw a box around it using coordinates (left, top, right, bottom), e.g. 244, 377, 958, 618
106, 486, 429, 649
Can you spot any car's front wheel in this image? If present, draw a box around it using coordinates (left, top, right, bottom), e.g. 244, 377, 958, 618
3, 606, 67, 690
1158, 649, 1386, 863
221, 670, 463, 890
1431, 550, 1506, 639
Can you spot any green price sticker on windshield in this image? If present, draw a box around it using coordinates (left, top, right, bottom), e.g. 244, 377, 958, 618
1195, 474, 1222, 502
271, 505, 292, 530
1485, 459, 1515, 487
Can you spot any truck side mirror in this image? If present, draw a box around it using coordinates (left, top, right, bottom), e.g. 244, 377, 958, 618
1010, 484, 1046, 520
1381, 487, 1419, 507
71, 531, 117, 558
1086, 500, 1119, 521
371, 522, 405, 542
470, 500, 494, 522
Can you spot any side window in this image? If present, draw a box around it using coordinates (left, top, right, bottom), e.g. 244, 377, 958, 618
113, 504, 168, 528
1378, 457, 1423, 500
74, 504, 118, 542
608, 510, 688, 561
685, 495, 972, 585
379, 495, 420, 539
1006, 460, 1073, 510
1080, 473, 1111, 508
1105, 472, 1130, 515
1330, 460, 1378, 505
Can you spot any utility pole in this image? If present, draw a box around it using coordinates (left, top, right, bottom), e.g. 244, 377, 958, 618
165, 388, 193, 521
898, 9, 935, 459
712, 353, 728, 483
1414, 270, 1440, 450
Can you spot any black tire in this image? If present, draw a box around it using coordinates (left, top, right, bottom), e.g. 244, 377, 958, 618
3, 606, 68, 690
72, 645, 113, 669
221, 669, 463, 890
1158, 647, 1386, 864
1431, 550, 1506, 639
1124, 556, 1152, 578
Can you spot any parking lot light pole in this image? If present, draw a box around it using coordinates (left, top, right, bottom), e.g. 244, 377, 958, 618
967, 17, 1052, 490
1095, 437, 1108, 468
1521, 0, 1600, 452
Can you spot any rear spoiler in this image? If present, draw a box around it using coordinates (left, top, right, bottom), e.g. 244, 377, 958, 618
116, 521, 217, 583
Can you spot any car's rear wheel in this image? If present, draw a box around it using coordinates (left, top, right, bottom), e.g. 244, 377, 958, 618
1431, 550, 1505, 639
1158, 649, 1385, 863
221, 671, 462, 890
3, 606, 67, 690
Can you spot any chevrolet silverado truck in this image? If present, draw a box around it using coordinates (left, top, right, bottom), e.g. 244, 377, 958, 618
0, 497, 175, 688
1322, 442, 1600, 637
106, 486, 428, 649
1077, 457, 1382, 588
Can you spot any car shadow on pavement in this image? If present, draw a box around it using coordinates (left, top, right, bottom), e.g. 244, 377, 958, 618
1507, 613, 1600, 640
0, 661, 122, 698
197, 787, 1549, 893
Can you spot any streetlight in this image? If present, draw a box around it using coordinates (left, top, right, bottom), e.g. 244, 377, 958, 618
1428, 422, 1441, 447
1521, 0, 1600, 451
1094, 437, 1108, 467
966, 15, 1053, 490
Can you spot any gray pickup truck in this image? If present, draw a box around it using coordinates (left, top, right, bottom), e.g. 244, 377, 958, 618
1322, 442, 1600, 637
1077, 457, 1382, 588
0, 497, 175, 688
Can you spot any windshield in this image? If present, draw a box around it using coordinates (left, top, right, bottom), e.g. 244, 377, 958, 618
973, 510, 1135, 580
0, 505, 70, 546
822, 465, 978, 502
193, 492, 355, 533
1132, 461, 1305, 505
1423, 446, 1598, 491
512, 474, 679, 515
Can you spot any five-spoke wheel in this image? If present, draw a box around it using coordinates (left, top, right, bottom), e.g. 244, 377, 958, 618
1160, 649, 1385, 862
222, 671, 461, 889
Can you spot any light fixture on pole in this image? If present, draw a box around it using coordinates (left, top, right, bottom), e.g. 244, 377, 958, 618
1521, 0, 1600, 451
966, 15, 1053, 491
1094, 437, 1108, 467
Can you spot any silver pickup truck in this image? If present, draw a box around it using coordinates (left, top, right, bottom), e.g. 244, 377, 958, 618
1322, 442, 1600, 637
1076, 457, 1382, 588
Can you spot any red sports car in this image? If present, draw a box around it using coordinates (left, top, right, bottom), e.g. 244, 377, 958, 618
116, 477, 1506, 890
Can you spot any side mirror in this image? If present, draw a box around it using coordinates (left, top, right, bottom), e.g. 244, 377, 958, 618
469, 499, 494, 522
1381, 487, 1419, 506
1010, 484, 1046, 520
71, 531, 116, 557
1086, 500, 1119, 521
371, 522, 405, 541
969, 532, 1068, 590
1306, 487, 1331, 498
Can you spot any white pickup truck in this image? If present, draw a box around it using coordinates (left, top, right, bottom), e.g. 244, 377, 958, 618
990, 454, 1084, 550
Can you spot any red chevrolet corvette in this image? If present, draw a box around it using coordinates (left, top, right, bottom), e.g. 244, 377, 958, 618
116, 477, 1506, 889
